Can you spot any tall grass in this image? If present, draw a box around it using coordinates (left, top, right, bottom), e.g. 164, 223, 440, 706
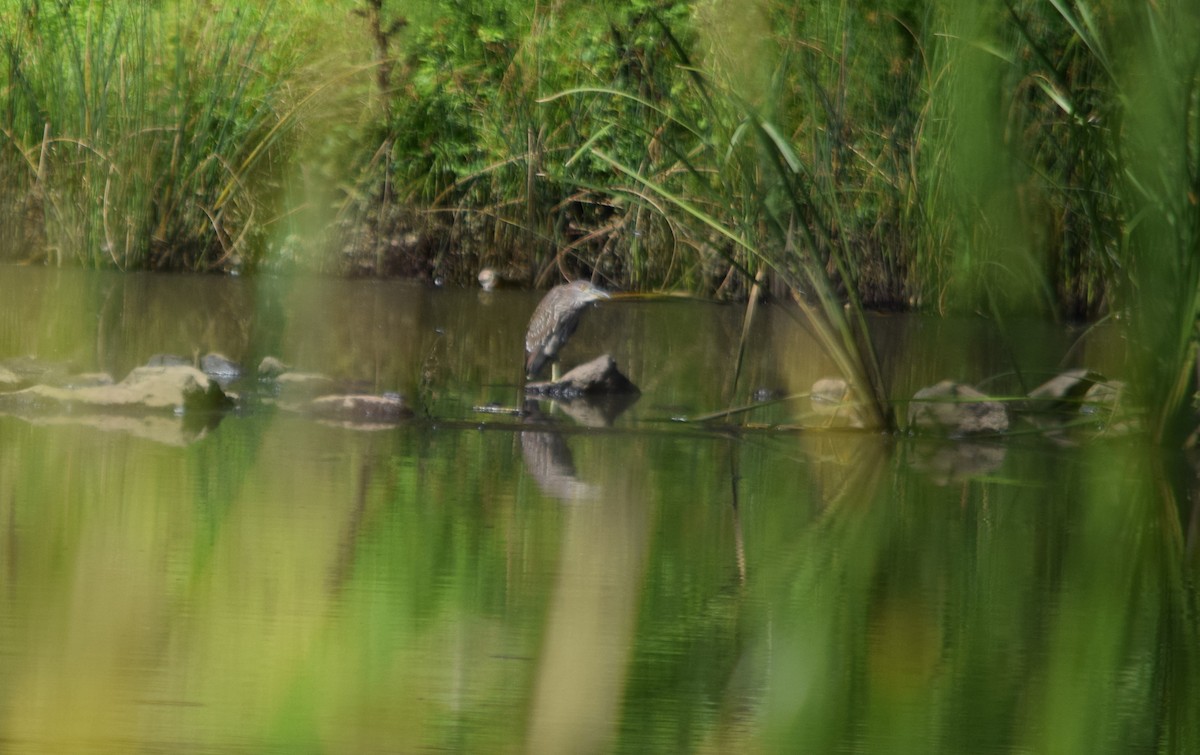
1009, 0, 1200, 443
0, 1, 305, 270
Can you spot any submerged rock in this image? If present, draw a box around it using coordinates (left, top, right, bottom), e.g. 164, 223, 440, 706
908, 380, 1009, 436
809, 377, 865, 428
307, 393, 413, 426
0, 365, 229, 415
524, 354, 639, 400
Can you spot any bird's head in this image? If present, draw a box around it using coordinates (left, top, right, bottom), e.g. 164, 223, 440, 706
565, 280, 610, 304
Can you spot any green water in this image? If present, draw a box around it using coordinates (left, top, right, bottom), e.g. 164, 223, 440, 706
0, 266, 1195, 753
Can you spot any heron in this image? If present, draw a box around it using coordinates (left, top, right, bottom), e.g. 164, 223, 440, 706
524, 279, 610, 381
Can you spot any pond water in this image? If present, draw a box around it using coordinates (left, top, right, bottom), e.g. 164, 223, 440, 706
0, 265, 1196, 754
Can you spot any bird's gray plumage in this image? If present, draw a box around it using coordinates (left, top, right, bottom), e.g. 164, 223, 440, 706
524, 280, 609, 379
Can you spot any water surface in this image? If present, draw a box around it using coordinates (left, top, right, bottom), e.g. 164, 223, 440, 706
0, 266, 1194, 754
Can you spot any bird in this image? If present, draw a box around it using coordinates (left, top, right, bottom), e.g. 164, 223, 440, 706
524, 280, 610, 381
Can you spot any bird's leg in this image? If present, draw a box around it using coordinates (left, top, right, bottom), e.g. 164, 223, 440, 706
551, 363, 561, 383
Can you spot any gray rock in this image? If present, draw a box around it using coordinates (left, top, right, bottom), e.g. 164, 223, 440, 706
908, 380, 1009, 436
200, 352, 242, 386
257, 356, 291, 378
524, 354, 639, 399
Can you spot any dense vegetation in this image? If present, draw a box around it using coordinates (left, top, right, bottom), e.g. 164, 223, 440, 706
0, 2, 1186, 301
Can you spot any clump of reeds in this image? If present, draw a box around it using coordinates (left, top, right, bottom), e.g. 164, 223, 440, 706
1004, 0, 1200, 443
0, 2, 304, 271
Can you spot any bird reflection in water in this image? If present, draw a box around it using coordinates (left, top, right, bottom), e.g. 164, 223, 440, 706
518, 394, 637, 502
519, 423, 597, 502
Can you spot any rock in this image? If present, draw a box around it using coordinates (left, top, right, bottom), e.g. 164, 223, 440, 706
200, 352, 242, 386
1082, 379, 1124, 411
0, 367, 21, 389
752, 386, 785, 402
1079, 379, 1139, 435
0, 365, 229, 414
812, 377, 850, 404
307, 393, 413, 426
477, 267, 521, 292
524, 354, 639, 399
1026, 368, 1104, 412
809, 377, 865, 428
257, 356, 291, 378
0, 356, 74, 385
908, 380, 1009, 436
478, 267, 499, 291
